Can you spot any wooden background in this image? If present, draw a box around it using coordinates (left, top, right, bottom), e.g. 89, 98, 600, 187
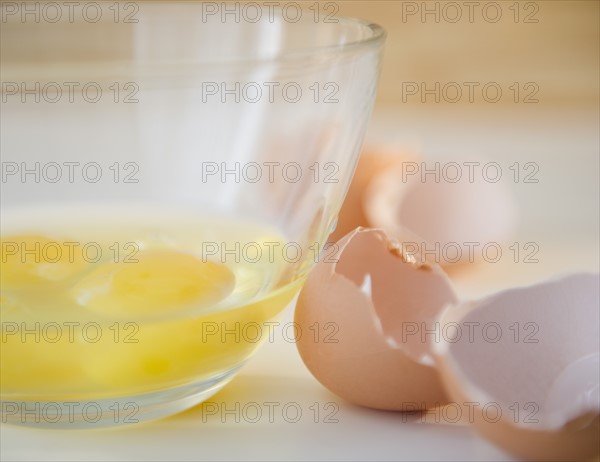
334, 0, 598, 108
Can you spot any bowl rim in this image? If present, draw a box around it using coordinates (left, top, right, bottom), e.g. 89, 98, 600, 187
1, 2, 386, 68
135, 2, 388, 63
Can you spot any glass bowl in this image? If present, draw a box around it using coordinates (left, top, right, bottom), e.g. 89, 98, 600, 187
0, 1, 385, 427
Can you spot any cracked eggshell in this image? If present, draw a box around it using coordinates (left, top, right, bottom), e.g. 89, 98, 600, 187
434, 273, 600, 461
363, 163, 517, 266
295, 227, 458, 410
329, 147, 419, 242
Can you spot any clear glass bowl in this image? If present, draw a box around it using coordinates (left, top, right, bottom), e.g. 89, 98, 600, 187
0, 2, 385, 427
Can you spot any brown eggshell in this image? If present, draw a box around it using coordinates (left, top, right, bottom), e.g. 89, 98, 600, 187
434, 273, 600, 461
329, 147, 418, 242
363, 162, 517, 267
295, 227, 458, 410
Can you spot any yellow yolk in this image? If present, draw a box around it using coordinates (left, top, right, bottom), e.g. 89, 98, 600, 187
0, 235, 88, 288
0, 212, 303, 402
71, 251, 235, 316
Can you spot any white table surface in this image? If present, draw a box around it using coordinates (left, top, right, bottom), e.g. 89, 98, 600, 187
2, 105, 598, 461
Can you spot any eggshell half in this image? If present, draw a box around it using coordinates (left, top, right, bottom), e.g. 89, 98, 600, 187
434, 273, 600, 461
363, 163, 517, 266
295, 227, 458, 410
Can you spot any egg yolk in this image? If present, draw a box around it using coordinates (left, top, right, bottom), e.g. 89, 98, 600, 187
71, 251, 235, 316
0, 235, 88, 288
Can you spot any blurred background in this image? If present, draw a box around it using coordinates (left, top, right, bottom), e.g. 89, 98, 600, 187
333, 0, 599, 294
339, 1, 598, 108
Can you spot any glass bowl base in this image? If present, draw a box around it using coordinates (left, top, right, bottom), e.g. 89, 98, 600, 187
1, 366, 241, 429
